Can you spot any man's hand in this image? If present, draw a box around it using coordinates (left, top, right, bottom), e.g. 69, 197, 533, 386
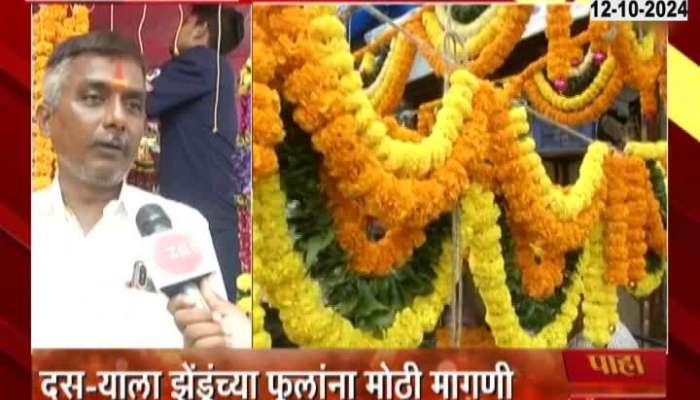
167, 292, 226, 349
200, 276, 252, 348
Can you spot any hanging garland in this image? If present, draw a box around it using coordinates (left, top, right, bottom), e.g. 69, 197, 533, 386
610, 23, 663, 119
362, 32, 417, 116
253, 174, 454, 347
413, 5, 533, 78
32, 5, 90, 190
545, 5, 582, 92
461, 183, 584, 348
277, 117, 450, 331
252, 6, 669, 349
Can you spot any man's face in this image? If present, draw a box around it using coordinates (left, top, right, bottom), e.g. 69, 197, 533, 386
40, 54, 146, 188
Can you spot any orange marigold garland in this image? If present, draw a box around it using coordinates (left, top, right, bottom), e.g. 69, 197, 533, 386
545, 5, 582, 92
603, 156, 630, 285
625, 159, 650, 282
322, 171, 427, 277
522, 63, 625, 126
369, 34, 417, 116
610, 23, 663, 119
488, 85, 606, 298
469, 5, 534, 77
409, 6, 532, 78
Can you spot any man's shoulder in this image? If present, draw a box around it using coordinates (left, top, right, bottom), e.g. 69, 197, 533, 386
125, 185, 209, 228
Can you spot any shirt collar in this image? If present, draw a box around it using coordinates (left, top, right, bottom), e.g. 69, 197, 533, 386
46, 174, 134, 220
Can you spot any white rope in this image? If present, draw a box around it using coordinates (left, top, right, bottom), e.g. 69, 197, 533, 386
138, 4, 147, 55
110, 4, 114, 32
173, 4, 184, 56
213, 4, 222, 134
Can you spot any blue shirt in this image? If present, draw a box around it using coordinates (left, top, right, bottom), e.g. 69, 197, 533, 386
147, 46, 238, 229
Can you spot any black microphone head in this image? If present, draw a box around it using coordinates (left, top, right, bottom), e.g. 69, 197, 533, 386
135, 203, 173, 237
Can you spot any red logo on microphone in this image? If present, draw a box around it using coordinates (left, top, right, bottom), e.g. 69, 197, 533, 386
154, 233, 203, 274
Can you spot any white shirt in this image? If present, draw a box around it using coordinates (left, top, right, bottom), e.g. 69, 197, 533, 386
31, 179, 227, 348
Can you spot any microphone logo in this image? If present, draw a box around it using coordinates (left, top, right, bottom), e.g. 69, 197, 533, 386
153, 233, 203, 275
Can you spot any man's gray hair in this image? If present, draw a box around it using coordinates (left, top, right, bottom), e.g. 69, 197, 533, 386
39, 31, 145, 111
42, 58, 71, 111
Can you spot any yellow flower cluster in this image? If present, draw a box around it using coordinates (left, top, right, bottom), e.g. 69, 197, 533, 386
32, 5, 90, 191
292, 14, 481, 178
363, 33, 417, 116
507, 107, 610, 220
434, 5, 498, 39
462, 183, 584, 348
419, 6, 532, 78
611, 23, 663, 118
252, 175, 454, 348
533, 56, 618, 112
625, 141, 667, 170
581, 225, 619, 347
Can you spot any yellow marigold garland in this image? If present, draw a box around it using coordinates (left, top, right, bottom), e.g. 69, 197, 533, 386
462, 183, 585, 348
532, 56, 617, 112
32, 5, 90, 191
523, 63, 625, 126
417, 6, 532, 78
581, 224, 619, 347
610, 23, 663, 118
253, 175, 454, 348
364, 33, 417, 116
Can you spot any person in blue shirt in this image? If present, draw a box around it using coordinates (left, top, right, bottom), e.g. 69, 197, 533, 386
147, 5, 245, 301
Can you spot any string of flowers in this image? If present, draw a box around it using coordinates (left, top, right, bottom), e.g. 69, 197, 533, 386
532, 56, 618, 112
489, 85, 606, 299
545, 5, 582, 92
364, 33, 417, 116
285, 16, 480, 178
522, 63, 625, 126
322, 170, 426, 276
253, 174, 455, 348
461, 183, 585, 348
610, 23, 663, 119
581, 224, 620, 347
416, 6, 533, 78
32, 5, 90, 190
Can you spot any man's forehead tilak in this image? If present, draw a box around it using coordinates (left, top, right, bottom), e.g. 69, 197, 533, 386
111, 58, 128, 90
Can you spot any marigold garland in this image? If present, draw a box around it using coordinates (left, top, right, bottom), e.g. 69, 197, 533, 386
364, 33, 417, 116
489, 86, 606, 298
532, 56, 617, 112
625, 158, 650, 282
523, 63, 625, 126
545, 5, 581, 87
610, 23, 663, 118
323, 171, 427, 276
32, 5, 90, 191
415, 6, 533, 78
462, 183, 585, 348
603, 156, 630, 285
581, 224, 619, 347
251, 6, 669, 349
284, 16, 480, 178
253, 174, 455, 348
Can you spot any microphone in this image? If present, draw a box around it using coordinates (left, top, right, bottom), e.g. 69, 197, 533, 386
135, 204, 218, 308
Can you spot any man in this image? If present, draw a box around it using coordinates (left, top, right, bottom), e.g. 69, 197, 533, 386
147, 5, 245, 300
32, 32, 249, 348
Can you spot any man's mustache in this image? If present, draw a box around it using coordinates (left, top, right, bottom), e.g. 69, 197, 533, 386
92, 132, 129, 152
